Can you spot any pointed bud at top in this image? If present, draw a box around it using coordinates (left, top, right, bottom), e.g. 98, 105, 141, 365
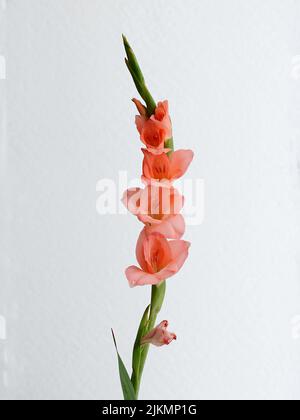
141, 320, 177, 347
122, 34, 145, 85
122, 34, 156, 116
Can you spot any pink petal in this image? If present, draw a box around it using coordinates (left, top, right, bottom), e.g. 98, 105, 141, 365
168, 188, 185, 215
170, 150, 194, 180
143, 233, 172, 273
135, 229, 148, 272
156, 240, 191, 280
138, 214, 161, 225
145, 214, 185, 239
135, 116, 147, 144
125, 266, 162, 287
164, 332, 177, 345
141, 176, 173, 187
154, 101, 169, 121
153, 266, 178, 282
141, 152, 152, 181
142, 149, 171, 181
161, 100, 169, 114
138, 185, 161, 217
168, 240, 191, 271
146, 147, 171, 155
140, 184, 183, 216
122, 188, 142, 215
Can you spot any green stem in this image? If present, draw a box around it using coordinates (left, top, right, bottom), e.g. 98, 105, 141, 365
132, 282, 166, 397
131, 305, 150, 393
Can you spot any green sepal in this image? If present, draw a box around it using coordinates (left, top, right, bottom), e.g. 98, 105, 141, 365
134, 282, 167, 396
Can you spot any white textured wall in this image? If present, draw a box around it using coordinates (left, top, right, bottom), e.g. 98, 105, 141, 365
1, 0, 300, 400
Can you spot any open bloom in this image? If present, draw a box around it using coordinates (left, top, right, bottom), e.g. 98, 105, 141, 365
142, 149, 194, 185
125, 231, 190, 287
133, 99, 172, 151
122, 185, 185, 239
141, 320, 177, 347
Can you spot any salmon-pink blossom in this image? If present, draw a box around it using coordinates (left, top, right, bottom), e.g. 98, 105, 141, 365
133, 99, 172, 151
142, 149, 194, 184
125, 231, 190, 287
141, 320, 177, 347
122, 185, 185, 239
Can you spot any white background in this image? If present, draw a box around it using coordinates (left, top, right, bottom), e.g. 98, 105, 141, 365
1, 0, 300, 400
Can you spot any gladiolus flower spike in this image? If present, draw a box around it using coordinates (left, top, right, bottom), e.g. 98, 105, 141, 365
111, 36, 194, 400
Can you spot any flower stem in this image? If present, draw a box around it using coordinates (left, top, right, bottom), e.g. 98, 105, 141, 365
132, 281, 166, 397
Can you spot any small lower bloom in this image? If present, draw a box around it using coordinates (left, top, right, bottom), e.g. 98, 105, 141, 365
125, 230, 190, 287
141, 320, 177, 347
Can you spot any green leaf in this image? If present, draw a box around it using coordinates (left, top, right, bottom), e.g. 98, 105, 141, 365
111, 329, 137, 401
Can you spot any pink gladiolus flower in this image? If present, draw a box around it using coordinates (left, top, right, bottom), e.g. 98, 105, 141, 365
122, 185, 185, 239
125, 231, 190, 287
142, 149, 194, 184
141, 320, 177, 347
133, 99, 172, 151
